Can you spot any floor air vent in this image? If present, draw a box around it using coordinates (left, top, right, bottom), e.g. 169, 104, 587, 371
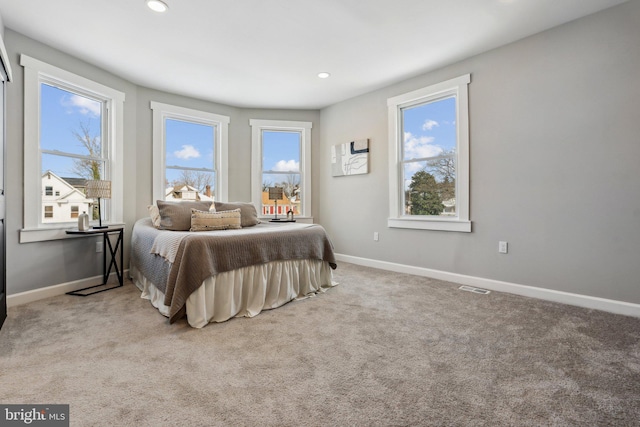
458, 285, 491, 295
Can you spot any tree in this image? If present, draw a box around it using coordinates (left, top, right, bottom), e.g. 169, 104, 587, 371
427, 151, 456, 203
68, 121, 102, 219
278, 173, 300, 202
170, 170, 213, 194
263, 174, 300, 201
70, 121, 101, 180
408, 170, 444, 215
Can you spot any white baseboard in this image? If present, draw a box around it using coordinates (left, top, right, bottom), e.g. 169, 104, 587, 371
7, 269, 130, 308
335, 254, 640, 318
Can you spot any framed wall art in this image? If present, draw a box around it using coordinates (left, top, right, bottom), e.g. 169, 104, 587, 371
331, 139, 369, 177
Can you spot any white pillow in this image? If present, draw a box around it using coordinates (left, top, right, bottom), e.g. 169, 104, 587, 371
148, 205, 161, 228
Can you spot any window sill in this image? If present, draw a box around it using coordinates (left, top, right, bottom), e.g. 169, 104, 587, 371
387, 217, 471, 232
20, 223, 125, 243
259, 216, 314, 224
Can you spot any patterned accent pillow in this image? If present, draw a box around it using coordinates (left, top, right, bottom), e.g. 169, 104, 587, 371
190, 208, 242, 232
157, 200, 214, 231
148, 205, 161, 228
213, 201, 260, 227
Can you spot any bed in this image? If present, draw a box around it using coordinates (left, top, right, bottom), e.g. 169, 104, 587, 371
129, 202, 337, 328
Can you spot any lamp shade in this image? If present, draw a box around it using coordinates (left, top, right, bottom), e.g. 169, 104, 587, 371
86, 180, 111, 199
268, 187, 283, 201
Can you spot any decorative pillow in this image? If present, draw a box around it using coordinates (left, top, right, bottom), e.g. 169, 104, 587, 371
213, 202, 260, 227
190, 208, 241, 232
148, 205, 161, 228
157, 200, 214, 231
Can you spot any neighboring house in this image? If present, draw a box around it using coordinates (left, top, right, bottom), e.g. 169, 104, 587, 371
41, 171, 93, 223
261, 191, 300, 216
165, 184, 214, 202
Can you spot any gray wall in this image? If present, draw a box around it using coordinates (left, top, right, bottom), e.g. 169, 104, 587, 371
4, 30, 319, 295
5, 30, 139, 295
318, 1, 640, 304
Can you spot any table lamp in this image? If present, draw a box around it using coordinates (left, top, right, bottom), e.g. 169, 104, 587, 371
86, 179, 111, 229
268, 187, 284, 220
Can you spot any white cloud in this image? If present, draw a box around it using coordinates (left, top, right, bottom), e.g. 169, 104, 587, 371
174, 145, 201, 160
63, 95, 101, 117
404, 132, 442, 160
273, 159, 299, 171
404, 161, 424, 174
422, 119, 439, 131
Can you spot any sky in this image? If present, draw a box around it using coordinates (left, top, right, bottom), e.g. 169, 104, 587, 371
164, 123, 301, 191
40, 83, 103, 179
165, 118, 215, 187
261, 130, 301, 189
401, 95, 457, 187
262, 131, 300, 173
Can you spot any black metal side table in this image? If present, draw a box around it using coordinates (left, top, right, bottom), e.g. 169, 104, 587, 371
65, 226, 124, 296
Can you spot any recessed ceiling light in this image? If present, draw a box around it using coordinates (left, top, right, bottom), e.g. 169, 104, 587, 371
147, 0, 169, 12
317, 72, 331, 79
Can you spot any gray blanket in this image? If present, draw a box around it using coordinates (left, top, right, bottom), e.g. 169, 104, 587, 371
131, 218, 337, 324
130, 218, 172, 290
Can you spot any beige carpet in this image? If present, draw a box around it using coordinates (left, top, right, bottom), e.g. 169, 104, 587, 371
1, 262, 639, 426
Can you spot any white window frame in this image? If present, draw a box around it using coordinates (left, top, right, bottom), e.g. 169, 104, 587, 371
250, 119, 312, 221
150, 102, 229, 203
20, 55, 125, 243
387, 74, 471, 232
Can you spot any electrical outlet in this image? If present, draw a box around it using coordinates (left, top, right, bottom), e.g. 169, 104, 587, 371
96, 241, 103, 253
498, 241, 508, 254
373, 232, 379, 241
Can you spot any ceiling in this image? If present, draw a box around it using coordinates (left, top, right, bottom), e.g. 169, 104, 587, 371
0, 0, 627, 109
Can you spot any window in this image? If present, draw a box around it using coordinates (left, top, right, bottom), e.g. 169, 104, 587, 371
39, 83, 106, 225
261, 131, 301, 216
20, 55, 125, 243
387, 74, 471, 232
250, 120, 312, 219
151, 102, 229, 203
70, 206, 79, 218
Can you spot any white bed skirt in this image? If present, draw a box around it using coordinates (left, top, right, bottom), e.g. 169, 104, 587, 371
130, 260, 337, 328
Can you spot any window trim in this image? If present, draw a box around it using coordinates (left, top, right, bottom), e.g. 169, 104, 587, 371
387, 74, 471, 232
150, 101, 229, 203
250, 119, 312, 220
20, 54, 125, 243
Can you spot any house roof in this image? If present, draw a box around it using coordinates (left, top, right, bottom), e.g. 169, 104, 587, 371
41, 171, 93, 203
61, 177, 87, 187
165, 185, 214, 202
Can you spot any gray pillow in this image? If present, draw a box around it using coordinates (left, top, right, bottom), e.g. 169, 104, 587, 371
213, 201, 260, 227
157, 200, 213, 231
